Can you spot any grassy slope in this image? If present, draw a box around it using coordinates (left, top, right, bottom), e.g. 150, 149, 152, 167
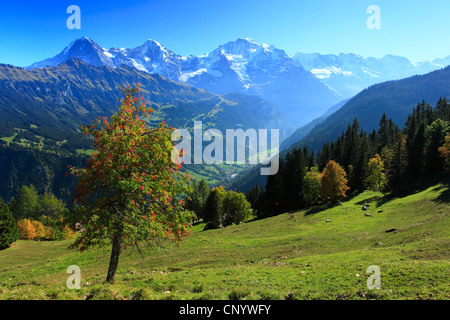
0, 181, 449, 300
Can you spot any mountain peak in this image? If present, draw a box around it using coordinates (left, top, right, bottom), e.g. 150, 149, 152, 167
144, 39, 164, 48
213, 38, 264, 56
79, 35, 93, 42
64, 36, 99, 52
131, 38, 174, 58
236, 37, 258, 44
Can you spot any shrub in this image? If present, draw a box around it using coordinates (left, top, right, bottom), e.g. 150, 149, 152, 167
59, 225, 75, 240
17, 219, 37, 240
31, 220, 46, 239
222, 191, 252, 226
43, 226, 56, 240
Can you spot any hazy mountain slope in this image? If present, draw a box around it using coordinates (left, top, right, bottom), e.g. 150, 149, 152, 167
293, 52, 449, 98
280, 98, 350, 151
290, 66, 450, 152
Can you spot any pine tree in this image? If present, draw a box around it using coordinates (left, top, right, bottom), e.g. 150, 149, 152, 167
283, 148, 306, 211
436, 97, 450, 122
390, 136, 409, 188
0, 197, 19, 250
204, 187, 225, 228
264, 158, 285, 216
378, 113, 390, 149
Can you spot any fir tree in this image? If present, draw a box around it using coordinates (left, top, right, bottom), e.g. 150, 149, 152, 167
0, 197, 19, 250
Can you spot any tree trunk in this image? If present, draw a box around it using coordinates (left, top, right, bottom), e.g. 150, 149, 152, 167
106, 233, 122, 283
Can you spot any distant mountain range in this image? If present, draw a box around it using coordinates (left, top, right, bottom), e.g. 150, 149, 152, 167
27, 36, 450, 128
0, 58, 291, 199
293, 52, 450, 98
27, 37, 342, 127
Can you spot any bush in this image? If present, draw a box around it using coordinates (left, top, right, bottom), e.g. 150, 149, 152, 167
58, 225, 75, 240
31, 220, 46, 239
17, 218, 71, 241
43, 226, 56, 240
222, 191, 252, 226
17, 219, 37, 240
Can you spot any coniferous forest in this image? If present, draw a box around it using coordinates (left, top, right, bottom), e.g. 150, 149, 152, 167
247, 98, 450, 218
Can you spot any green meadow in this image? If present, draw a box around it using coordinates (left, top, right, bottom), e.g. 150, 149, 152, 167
0, 181, 448, 300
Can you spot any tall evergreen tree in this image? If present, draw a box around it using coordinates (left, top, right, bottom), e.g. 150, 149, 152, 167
204, 187, 225, 228
264, 159, 285, 217
0, 197, 19, 250
436, 97, 450, 122
390, 136, 409, 188
424, 119, 450, 173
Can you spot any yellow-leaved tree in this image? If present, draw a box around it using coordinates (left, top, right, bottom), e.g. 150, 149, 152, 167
320, 160, 350, 203
365, 154, 387, 192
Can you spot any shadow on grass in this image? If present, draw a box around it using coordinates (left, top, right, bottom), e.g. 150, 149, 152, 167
435, 181, 450, 203
376, 175, 450, 207
354, 195, 383, 206
305, 204, 334, 216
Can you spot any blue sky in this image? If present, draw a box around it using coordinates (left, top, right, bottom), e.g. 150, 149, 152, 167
1, 0, 450, 67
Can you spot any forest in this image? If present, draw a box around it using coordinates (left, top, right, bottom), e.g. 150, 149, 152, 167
246, 98, 450, 219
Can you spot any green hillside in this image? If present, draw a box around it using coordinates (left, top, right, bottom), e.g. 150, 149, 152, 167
1, 179, 448, 300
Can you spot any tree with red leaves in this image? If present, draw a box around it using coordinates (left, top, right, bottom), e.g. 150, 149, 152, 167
68, 84, 193, 282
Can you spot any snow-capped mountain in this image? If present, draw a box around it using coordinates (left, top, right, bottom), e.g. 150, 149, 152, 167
30, 37, 450, 127
293, 52, 449, 98
27, 37, 342, 127
110, 39, 183, 79
28, 36, 116, 69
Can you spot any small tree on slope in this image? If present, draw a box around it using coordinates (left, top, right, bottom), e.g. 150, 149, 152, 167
68, 84, 194, 282
320, 160, 350, 204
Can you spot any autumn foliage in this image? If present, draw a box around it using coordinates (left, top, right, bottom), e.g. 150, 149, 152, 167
17, 219, 38, 240
320, 160, 350, 203
67, 84, 193, 281
17, 218, 69, 241
365, 154, 387, 192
